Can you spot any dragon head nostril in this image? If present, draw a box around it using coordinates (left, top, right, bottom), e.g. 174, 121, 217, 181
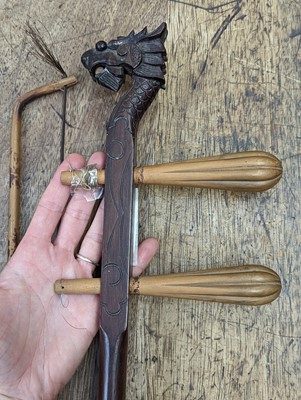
81, 53, 89, 68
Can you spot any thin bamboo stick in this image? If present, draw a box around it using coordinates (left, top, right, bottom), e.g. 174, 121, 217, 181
8, 76, 78, 259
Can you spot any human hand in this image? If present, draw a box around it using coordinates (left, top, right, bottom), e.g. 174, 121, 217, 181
0, 152, 159, 400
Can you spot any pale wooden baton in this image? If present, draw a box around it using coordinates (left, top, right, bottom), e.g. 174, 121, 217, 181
54, 265, 281, 306
60, 150, 282, 192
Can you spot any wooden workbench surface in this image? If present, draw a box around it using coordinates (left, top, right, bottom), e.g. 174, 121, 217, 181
0, 1, 300, 399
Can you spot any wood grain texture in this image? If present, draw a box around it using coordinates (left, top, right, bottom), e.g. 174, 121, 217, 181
60, 150, 282, 191
54, 265, 281, 305
0, 0, 300, 399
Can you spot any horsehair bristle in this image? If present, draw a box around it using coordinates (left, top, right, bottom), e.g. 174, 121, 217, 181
25, 22, 67, 77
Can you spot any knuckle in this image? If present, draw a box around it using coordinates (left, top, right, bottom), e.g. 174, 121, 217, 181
38, 199, 64, 214
65, 206, 91, 222
85, 231, 103, 245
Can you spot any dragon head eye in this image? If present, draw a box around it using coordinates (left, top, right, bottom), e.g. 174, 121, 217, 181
96, 41, 107, 51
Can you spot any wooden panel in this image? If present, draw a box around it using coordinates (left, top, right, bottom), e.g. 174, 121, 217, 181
0, 0, 300, 399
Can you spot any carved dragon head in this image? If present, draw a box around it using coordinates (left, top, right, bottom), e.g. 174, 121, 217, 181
81, 23, 167, 91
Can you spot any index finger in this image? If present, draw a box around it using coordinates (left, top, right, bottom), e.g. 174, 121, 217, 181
25, 153, 86, 242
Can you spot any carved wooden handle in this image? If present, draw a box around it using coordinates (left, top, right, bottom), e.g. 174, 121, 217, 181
54, 265, 281, 305
60, 151, 282, 192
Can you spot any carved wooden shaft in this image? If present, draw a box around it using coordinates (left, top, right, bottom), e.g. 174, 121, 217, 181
81, 22, 168, 400
60, 151, 282, 192
54, 265, 281, 306
98, 121, 134, 400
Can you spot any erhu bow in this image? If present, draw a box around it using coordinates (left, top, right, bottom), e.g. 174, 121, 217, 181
57, 23, 282, 399
81, 23, 168, 399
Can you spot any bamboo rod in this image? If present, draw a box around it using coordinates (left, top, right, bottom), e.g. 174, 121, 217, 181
54, 265, 281, 306
60, 151, 282, 192
8, 76, 78, 259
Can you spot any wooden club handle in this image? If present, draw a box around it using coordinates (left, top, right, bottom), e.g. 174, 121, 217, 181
54, 265, 281, 305
60, 151, 282, 192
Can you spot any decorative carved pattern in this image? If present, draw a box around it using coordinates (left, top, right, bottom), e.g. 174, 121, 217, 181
106, 137, 125, 160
